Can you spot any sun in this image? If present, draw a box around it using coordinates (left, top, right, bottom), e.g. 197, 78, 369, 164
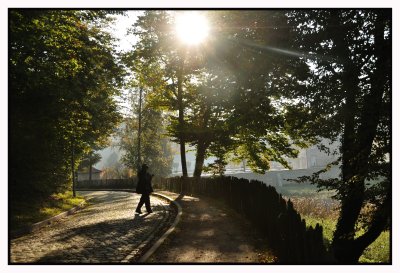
175, 12, 209, 45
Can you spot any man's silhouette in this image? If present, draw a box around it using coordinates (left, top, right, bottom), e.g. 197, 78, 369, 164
135, 164, 153, 214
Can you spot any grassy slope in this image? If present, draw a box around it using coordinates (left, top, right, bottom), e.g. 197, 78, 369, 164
10, 191, 85, 231
303, 215, 390, 263
278, 183, 390, 263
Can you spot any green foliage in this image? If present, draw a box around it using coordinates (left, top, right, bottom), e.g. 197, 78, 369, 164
10, 190, 85, 231
118, 92, 174, 177
359, 231, 390, 263
9, 10, 123, 201
78, 150, 102, 171
127, 10, 313, 177
285, 9, 391, 262
102, 163, 132, 179
286, 187, 389, 263
303, 216, 389, 263
202, 11, 313, 173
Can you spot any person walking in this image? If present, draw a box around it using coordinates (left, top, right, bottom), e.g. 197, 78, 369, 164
135, 164, 154, 214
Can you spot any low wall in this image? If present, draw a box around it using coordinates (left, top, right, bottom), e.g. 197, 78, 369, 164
76, 178, 138, 190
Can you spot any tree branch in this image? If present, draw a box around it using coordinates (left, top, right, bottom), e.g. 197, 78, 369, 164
355, 194, 390, 251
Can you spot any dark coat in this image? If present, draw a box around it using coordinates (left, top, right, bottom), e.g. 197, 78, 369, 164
136, 171, 153, 194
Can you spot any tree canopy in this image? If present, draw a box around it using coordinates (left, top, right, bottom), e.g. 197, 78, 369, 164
9, 9, 123, 201
118, 90, 174, 177
124, 9, 391, 263
8, 9, 391, 263
126, 10, 311, 177
286, 9, 391, 262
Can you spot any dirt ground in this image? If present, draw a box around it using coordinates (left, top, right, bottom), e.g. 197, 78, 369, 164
147, 191, 277, 263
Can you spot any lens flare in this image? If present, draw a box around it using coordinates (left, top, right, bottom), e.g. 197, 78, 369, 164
175, 12, 209, 45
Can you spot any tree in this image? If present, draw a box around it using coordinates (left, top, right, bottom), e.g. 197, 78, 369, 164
125, 11, 185, 176
9, 10, 123, 202
102, 162, 132, 179
128, 10, 311, 177
78, 150, 102, 181
286, 9, 391, 263
189, 10, 311, 176
118, 92, 174, 177
125, 10, 215, 178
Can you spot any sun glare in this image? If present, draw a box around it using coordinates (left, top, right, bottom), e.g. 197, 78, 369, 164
175, 12, 209, 45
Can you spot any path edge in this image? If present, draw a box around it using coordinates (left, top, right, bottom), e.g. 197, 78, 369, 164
138, 192, 182, 263
11, 190, 132, 238
10, 196, 93, 239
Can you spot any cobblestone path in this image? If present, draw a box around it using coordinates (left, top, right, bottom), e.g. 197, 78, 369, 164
10, 191, 172, 263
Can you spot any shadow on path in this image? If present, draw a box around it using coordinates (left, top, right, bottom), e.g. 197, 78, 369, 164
35, 204, 165, 264
148, 192, 274, 263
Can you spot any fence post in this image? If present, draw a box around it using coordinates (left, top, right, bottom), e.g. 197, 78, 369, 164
149, 175, 327, 263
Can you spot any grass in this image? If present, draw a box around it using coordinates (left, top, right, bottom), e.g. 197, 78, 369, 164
359, 230, 390, 263
302, 215, 390, 263
279, 183, 390, 263
10, 191, 85, 231
277, 183, 336, 200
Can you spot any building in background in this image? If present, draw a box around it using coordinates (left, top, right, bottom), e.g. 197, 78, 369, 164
77, 167, 103, 181
170, 139, 340, 176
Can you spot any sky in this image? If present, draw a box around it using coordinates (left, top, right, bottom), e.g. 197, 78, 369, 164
108, 11, 142, 116
109, 11, 143, 53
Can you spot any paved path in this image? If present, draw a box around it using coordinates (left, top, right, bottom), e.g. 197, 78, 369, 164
147, 191, 276, 263
10, 191, 172, 263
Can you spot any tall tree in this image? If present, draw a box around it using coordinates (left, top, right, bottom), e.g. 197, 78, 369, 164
286, 9, 391, 263
78, 150, 102, 181
125, 10, 214, 177
188, 10, 312, 176
128, 10, 313, 177
118, 92, 174, 177
125, 11, 184, 177
182, 71, 236, 177
9, 10, 123, 201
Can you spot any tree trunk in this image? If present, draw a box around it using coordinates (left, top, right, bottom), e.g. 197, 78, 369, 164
193, 103, 211, 178
332, 194, 390, 263
331, 10, 390, 263
356, 195, 390, 250
350, 10, 391, 260
331, 181, 365, 263
177, 57, 188, 177
137, 87, 143, 171
329, 11, 367, 263
193, 140, 208, 177
331, 65, 365, 262
89, 163, 92, 181
71, 139, 76, 197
